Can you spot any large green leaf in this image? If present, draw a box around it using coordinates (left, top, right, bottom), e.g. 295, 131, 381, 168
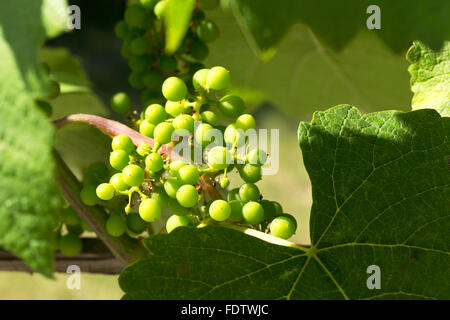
0, 0, 67, 275
164, 0, 196, 54
229, 0, 450, 59
407, 41, 449, 117
207, 11, 412, 117
120, 105, 449, 299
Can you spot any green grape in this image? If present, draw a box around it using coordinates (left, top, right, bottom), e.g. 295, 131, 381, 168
239, 163, 262, 183
114, 20, 128, 38
145, 152, 164, 172
247, 148, 267, 167
67, 224, 83, 235
159, 55, 177, 73
109, 150, 130, 170
178, 164, 200, 185
165, 100, 185, 117
139, 198, 162, 222
200, 110, 218, 126
209, 199, 231, 221
96, 183, 115, 201
128, 55, 148, 71
124, 5, 147, 27
59, 233, 83, 257
169, 160, 187, 176
80, 220, 93, 232
228, 200, 244, 222
35, 100, 52, 117
136, 144, 152, 157
166, 214, 192, 233
239, 183, 260, 202
173, 114, 194, 133
145, 103, 167, 124
227, 188, 241, 201
151, 186, 169, 207
189, 62, 205, 75
207, 146, 231, 170
162, 77, 187, 101
168, 198, 190, 216
242, 201, 264, 225
83, 161, 109, 186
199, 0, 220, 10
194, 123, 215, 147
41, 62, 51, 75
153, 0, 166, 18
220, 176, 230, 188
164, 177, 182, 198
153, 122, 174, 144
140, 0, 159, 10
224, 123, 245, 146
196, 20, 219, 42
192, 69, 209, 91
122, 165, 145, 187
142, 70, 163, 90
235, 114, 255, 131
219, 95, 245, 118
272, 201, 283, 216
260, 200, 277, 221
110, 92, 131, 114
176, 185, 199, 208
106, 214, 127, 237
139, 119, 155, 138
128, 71, 144, 88
130, 37, 148, 55
112, 134, 134, 154
80, 185, 98, 206
270, 216, 295, 239
109, 173, 129, 192
126, 213, 148, 233
46, 80, 60, 100
190, 39, 209, 60
278, 213, 297, 232
62, 207, 80, 226
207, 66, 230, 90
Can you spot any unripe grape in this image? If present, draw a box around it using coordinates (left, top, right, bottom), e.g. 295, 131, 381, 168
109, 150, 129, 170
168, 198, 190, 216
59, 233, 83, 257
227, 188, 241, 201
106, 214, 127, 237
239, 163, 262, 183
145, 103, 167, 124
200, 110, 218, 126
142, 70, 163, 90
80, 185, 98, 206
151, 186, 169, 207
209, 199, 231, 221
145, 152, 164, 172
196, 20, 219, 42
153, 122, 174, 144
96, 183, 115, 201
235, 114, 255, 131
112, 134, 134, 154
110, 92, 131, 114
190, 39, 209, 61
176, 185, 199, 208
270, 216, 296, 239
192, 68, 209, 90
159, 55, 177, 73
239, 183, 260, 202
128, 71, 144, 89
164, 177, 182, 198
139, 198, 162, 222
130, 37, 148, 55
126, 213, 148, 234
154, 0, 167, 18
140, 0, 159, 10
173, 114, 194, 133
122, 165, 145, 187
278, 213, 298, 232
124, 5, 147, 27
169, 160, 187, 176
166, 214, 192, 233
260, 200, 277, 221
220, 176, 230, 189
46, 80, 60, 100
178, 164, 200, 185
35, 100, 52, 117
272, 201, 283, 216
206, 66, 230, 90
228, 200, 244, 222
207, 146, 231, 170
83, 162, 109, 186
109, 173, 129, 192
194, 123, 215, 147
62, 207, 80, 226
219, 95, 245, 118
247, 148, 267, 167
165, 100, 185, 117
242, 201, 264, 225
136, 144, 152, 157
162, 77, 187, 101
129, 55, 149, 71
224, 123, 245, 146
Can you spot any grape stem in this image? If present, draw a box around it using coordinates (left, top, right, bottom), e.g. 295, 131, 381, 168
53, 113, 222, 200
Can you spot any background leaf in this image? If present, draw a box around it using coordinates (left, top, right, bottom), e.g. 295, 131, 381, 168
407, 41, 449, 117
0, 0, 68, 276
120, 105, 449, 299
164, 0, 196, 54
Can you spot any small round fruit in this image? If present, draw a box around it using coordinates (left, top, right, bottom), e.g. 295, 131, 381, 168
206, 66, 230, 90
239, 183, 260, 202
192, 68, 209, 90
224, 123, 245, 146
228, 200, 244, 222
111, 134, 134, 154
136, 144, 152, 157
166, 214, 192, 233
130, 37, 148, 55
165, 100, 185, 117
270, 216, 296, 239
110, 92, 131, 114
106, 214, 127, 237
109, 150, 129, 170
145, 152, 164, 172
190, 39, 209, 61
109, 173, 129, 192
153, 122, 174, 144
145, 103, 167, 124
272, 201, 283, 216
114, 20, 128, 38
242, 201, 264, 225
220, 176, 230, 188
209, 199, 231, 221
96, 183, 115, 201
200, 110, 218, 126
260, 200, 277, 221
227, 188, 241, 201
151, 186, 169, 207
59, 233, 83, 257
139, 120, 156, 138
194, 123, 215, 147
239, 163, 262, 183
168, 198, 190, 216
159, 55, 177, 73
173, 114, 194, 133
162, 77, 187, 101
207, 146, 231, 170
219, 95, 245, 118
80, 185, 98, 206
62, 207, 80, 226
278, 213, 298, 232
126, 213, 148, 234
177, 164, 200, 185
235, 114, 255, 131
124, 5, 147, 27
196, 20, 219, 42
139, 198, 162, 222
176, 185, 199, 208
122, 165, 145, 187
164, 178, 182, 198
247, 148, 267, 167
169, 160, 187, 176
142, 70, 163, 90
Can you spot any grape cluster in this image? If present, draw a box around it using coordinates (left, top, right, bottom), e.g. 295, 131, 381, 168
82, 66, 297, 240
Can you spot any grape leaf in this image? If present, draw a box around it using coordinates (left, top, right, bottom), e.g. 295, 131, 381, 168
0, 0, 67, 276
120, 105, 449, 299
229, 0, 450, 59
164, 0, 196, 54
407, 41, 449, 117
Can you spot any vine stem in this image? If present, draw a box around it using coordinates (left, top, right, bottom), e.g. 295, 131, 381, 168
53, 113, 222, 199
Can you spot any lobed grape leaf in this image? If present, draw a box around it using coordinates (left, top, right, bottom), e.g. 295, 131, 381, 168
0, 0, 67, 276
164, 0, 196, 54
119, 105, 449, 299
407, 41, 450, 117
229, 0, 450, 60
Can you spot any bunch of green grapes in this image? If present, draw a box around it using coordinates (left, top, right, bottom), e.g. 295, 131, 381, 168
84, 65, 297, 240
110, 0, 221, 117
